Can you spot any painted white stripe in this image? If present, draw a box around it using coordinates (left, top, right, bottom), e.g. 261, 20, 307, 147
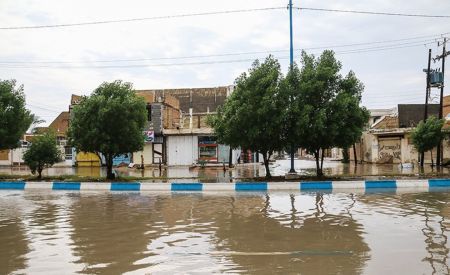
268, 182, 299, 191
80, 182, 111, 191
24, 181, 52, 190
203, 182, 234, 191
140, 182, 171, 191
396, 179, 428, 188
332, 181, 365, 189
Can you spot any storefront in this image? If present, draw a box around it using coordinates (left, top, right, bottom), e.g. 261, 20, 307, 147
198, 136, 218, 162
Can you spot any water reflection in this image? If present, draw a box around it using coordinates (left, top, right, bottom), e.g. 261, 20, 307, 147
0, 216, 28, 274
2, 159, 450, 181
213, 193, 370, 274
0, 191, 450, 274
69, 193, 158, 274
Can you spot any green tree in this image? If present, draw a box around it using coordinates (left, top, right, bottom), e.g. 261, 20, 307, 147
279, 64, 306, 167
23, 131, 62, 179
333, 72, 370, 165
68, 80, 147, 180
297, 50, 369, 176
209, 56, 284, 178
411, 116, 445, 167
0, 79, 34, 150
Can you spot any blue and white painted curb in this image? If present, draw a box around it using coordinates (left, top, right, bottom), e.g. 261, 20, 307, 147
1, 179, 450, 192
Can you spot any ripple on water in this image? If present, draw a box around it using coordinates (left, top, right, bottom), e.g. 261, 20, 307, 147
0, 191, 450, 274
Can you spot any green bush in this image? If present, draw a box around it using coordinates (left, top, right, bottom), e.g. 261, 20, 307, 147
23, 132, 62, 179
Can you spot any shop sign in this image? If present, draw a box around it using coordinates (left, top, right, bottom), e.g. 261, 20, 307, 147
144, 130, 155, 143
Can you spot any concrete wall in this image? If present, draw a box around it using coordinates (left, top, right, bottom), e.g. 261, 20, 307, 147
359, 132, 440, 164
11, 148, 26, 164
132, 143, 153, 165
0, 150, 11, 165
167, 135, 198, 166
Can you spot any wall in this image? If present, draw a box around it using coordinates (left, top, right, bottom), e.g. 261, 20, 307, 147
167, 135, 198, 166
0, 150, 11, 165
217, 144, 230, 163
360, 132, 440, 164
11, 148, 26, 164
76, 152, 101, 167
132, 144, 153, 165
378, 137, 402, 164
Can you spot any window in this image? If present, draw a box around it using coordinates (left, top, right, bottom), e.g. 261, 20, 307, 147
64, 146, 72, 160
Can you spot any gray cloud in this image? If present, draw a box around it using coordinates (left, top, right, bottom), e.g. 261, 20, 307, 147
0, 0, 448, 124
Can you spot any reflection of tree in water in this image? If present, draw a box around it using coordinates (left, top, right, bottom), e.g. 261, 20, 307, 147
414, 192, 450, 274
69, 193, 160, 274
212, 193, 370, 274
0, 217, 29, 274
359, 192, 450, 274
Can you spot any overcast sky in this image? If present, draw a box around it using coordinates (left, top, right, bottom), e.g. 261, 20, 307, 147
0, 0, 449, 125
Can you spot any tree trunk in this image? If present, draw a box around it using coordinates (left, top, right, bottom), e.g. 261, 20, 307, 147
106, 154, 114, 180
228, 146, 233, 168
315, 150, 323, 177
431, 150, 434, 167
320, 149, 325, 173
262, 151, 271, 179
37, 167, 43, 180
353, 144, 358, 166
420, 151, 425, 167
342, 147, 350, 163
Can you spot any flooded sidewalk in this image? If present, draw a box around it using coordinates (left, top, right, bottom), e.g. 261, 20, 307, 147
1, 159, 450, 182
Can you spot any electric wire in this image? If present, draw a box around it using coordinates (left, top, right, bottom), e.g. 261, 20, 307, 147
0, 7, 285, 30
0, 34, 446, 65
0, 41, 437, 69
26, 104, 61, 113
0, 6, 448, 30
296, 7, 450, 18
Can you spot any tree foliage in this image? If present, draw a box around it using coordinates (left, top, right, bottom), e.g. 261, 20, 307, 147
210, 52, 368, 178
411, 116, 445, 163
288, 51, 369, 176
279, 63, 305, 151
0, 79, 34, 150
68, 80, 147, 179
208, 56, 284, 178
23, 131, 62, 179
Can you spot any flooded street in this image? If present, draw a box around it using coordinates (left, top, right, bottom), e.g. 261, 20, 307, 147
1, 159, 450, 182
1, 190, 450, 274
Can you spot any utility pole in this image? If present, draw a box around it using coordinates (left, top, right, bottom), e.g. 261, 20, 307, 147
436, 38, 449, 166
421, 49, 432, 167
288, 0, 296, 174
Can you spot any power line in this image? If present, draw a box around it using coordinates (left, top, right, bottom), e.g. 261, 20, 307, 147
1, 6, 448, 30
26, 103, 61, 113
0, 40, 438, 69
1, 33, 446, 64
28, 99, 64, 110
335, 41, 436, 55
0, 7, 284, 30
296, 7, 450, 18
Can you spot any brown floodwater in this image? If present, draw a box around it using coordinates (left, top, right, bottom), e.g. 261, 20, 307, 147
1, 190, 450, 274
